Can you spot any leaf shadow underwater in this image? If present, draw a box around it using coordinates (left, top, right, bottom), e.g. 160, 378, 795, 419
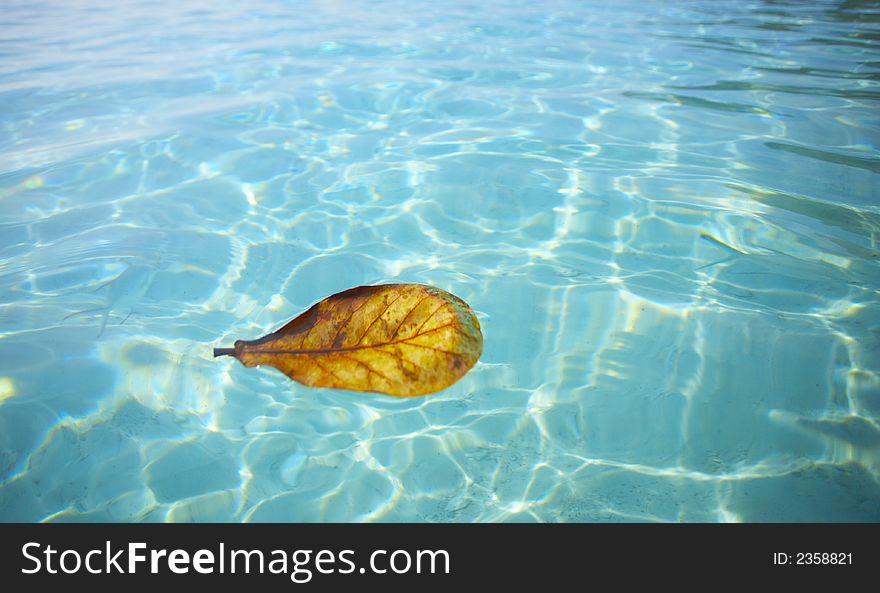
63, 263, 158, 338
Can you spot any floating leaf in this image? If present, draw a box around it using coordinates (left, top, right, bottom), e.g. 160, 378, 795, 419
214, 284, 483, 397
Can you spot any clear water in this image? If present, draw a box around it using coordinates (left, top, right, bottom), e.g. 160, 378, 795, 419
1, 0, 879, 523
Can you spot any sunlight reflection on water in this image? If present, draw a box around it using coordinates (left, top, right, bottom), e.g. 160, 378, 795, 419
1, 0, 879, 522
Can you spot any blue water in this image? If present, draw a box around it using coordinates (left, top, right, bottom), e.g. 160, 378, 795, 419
1, 0, 879, 522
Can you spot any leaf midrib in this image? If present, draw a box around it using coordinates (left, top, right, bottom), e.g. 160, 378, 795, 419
246, 322, 460, 356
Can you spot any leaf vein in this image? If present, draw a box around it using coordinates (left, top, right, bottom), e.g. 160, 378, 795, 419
338, 354, 395, 385
331, 296, 371, 346
413, 301, 445, 336
396, 342, 461, 357
354, 292, 405, 346
254, 322, 459, 356
389, 295, 430, 342
374, 346, 432, 378
314, 360, 344, 386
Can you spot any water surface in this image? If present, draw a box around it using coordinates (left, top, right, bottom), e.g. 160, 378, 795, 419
1, 0, 879, 522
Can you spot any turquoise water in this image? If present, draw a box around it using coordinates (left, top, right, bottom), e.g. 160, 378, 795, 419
1, 0, 879, 522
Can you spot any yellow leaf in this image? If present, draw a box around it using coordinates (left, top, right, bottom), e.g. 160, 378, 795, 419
214, 284, 483, 397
